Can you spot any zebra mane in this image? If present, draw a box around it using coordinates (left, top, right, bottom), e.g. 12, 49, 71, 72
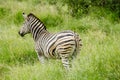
27, 13, 46, 30
28, 13, 37, 18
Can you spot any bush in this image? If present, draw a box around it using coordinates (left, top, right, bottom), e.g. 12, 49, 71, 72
64, 0, 90, 17
64, 0, 120, 19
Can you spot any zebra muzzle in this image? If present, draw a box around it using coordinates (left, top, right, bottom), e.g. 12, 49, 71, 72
18, 31, 24, 37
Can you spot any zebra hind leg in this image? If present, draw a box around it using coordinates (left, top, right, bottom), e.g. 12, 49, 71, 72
60, 54, 70, 70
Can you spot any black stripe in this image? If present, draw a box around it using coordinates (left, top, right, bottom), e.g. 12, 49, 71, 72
30, 17, 36, 23
46, 34, 57, 47
30, 18, 37, 27
33, 23, 42, 36
60, 52, 68, 54
62, 63, 70, 65
32, 20, 40, 32
48, 42, 56, 57
59, 46, 72, 50
52, 49, 55, 56
57, 39, 74, 46
48, 39, 74, 56
34, 26, 44, 40
30, 19, 38, 32
57, 34, 73, 39
63, 43, 75, 46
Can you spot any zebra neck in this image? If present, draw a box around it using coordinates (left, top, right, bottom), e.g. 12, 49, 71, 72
32, 28, 49, 41
29, 19, 48, 41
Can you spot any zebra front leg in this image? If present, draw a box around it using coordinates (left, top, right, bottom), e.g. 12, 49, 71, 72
36, 52, 45, 64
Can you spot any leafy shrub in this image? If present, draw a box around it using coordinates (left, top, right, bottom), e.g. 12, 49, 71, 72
64, 0, 120, 20
64, 0, 90, 17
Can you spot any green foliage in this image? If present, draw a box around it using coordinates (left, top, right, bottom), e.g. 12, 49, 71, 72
0, 7, 11, 18
42, 15, 63, 27
13, 11, 24, 25
64, 0, 120, 20
65, 0, 90, 17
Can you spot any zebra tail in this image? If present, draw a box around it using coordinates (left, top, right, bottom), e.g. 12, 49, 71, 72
73, 33, 82, 58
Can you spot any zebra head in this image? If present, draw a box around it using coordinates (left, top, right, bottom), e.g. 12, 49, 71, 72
18, 13, 30, 37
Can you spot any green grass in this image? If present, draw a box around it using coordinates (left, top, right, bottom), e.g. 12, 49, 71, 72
0, 0, 120, 80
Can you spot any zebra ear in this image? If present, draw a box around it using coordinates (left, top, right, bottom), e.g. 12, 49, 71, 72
22, 12, 27, 19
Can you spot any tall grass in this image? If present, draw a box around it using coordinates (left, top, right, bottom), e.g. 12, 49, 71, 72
0, 0, 120, 80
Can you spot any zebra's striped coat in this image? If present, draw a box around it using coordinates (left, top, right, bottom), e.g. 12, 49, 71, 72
19, 13, 82, 70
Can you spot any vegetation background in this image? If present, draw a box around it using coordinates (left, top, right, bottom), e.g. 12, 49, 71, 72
0, 0, 120, 80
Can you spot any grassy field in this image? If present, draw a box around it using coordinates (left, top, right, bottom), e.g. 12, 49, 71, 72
0, 0, 120, 80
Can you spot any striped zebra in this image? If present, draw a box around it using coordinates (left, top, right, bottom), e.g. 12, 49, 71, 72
18, 13, 82, 70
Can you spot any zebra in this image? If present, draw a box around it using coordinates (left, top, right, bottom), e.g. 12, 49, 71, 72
18, 13, 82, 70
